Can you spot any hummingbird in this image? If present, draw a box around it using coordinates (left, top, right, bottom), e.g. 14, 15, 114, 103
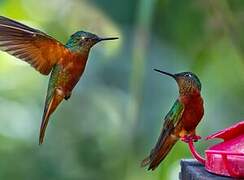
0, 16, 118, 144
141, 69, 204, 170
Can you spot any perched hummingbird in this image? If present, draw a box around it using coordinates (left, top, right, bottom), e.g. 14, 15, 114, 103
141, 69, 204, 170
0, 16, 118, 144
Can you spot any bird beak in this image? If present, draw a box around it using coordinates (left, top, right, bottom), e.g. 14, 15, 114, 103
154, 69, 176, 79
97, 37, 119, 41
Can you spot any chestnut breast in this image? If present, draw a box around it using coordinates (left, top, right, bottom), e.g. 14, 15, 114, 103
180, 94, 204, 131
58, 52, 89, 92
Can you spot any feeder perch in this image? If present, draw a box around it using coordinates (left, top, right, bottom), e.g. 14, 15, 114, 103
186, 121, 244, 178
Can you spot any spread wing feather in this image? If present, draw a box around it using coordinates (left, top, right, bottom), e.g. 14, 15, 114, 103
0, 16, 69, 75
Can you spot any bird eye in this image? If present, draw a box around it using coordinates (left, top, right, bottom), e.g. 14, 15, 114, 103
81, 36, 88, 41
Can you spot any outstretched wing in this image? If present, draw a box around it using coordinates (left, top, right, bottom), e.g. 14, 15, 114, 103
141, 99, 184, 170
0, 16, 69, 75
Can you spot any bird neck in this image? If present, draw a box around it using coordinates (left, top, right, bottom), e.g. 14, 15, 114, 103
65, 39, 91, 54
179, 91, 203, 108
179, 86, 201, 97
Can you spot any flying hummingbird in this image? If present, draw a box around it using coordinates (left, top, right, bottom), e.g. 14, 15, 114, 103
0, 16, 118, 144
141, 69, 204, 170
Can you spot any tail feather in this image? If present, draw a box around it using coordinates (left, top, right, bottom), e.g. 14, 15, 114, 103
148, 135, 178, 170
39, 90, 64, 145
142, 127, 179, 170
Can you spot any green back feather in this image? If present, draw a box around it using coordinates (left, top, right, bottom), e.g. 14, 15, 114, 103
45, 65, 61, 105
164, 99, 184, 126
152, 99, 184, 153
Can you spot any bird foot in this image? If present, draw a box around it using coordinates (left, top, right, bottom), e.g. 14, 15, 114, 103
192, 135, 201, 142
180, 135, 201, 143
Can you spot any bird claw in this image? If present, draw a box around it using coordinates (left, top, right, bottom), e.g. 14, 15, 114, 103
180, 135, 201, 143
192, 135, 201, 142
180, 135, 190, 143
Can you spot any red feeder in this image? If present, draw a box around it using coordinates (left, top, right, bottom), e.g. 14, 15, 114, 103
187, 121, 244, 178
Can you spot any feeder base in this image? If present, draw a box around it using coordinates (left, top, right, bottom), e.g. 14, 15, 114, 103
180, 159, 234, 180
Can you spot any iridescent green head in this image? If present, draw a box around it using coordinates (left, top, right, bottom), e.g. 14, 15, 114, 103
154, 69, 202, 95
66, 31, 118, 52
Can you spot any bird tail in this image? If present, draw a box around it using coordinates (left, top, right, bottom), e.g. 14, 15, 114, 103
141, 128, 179, 170
39, 89, 64, 145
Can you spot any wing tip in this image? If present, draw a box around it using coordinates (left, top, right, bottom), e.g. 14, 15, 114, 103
141, 156, 158, 171
141, 156, 150, 167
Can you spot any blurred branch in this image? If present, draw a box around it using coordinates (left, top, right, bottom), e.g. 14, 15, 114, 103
128, 0, 156, 129
125, 0, 156, 178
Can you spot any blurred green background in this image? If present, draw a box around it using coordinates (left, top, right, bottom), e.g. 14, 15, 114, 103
0, 0, 244, 179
